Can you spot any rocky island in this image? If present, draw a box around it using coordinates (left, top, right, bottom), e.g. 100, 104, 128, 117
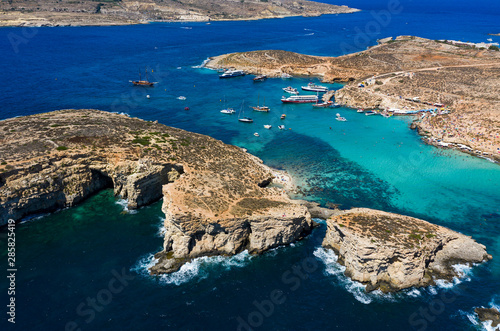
0, 0, 358, 27
206, 36, 500, 162
322, 208, 492, 292
0, 110, 491, 282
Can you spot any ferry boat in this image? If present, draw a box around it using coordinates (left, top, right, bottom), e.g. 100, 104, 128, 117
281, 95, 318, 103
283, 86, 299, 94
301, 82, 328, 92
219, 69, 246, 78
253, 74, 267, 82
220, 108, 236, 114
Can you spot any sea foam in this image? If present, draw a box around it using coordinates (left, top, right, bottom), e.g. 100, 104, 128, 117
132, 250, 254, 286
115, 198, 137, 214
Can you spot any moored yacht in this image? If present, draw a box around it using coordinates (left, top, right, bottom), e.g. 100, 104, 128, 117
220, 69, 246, 78
301, 82, 328, 92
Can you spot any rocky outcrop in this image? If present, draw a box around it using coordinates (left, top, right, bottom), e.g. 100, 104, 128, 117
475, 307, 500, 329
322, 208, 491, 292
0, 109, 315, 273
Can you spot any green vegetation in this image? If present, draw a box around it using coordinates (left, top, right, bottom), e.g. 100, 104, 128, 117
56, 146, 68, 151
489, 45, 499, 51
132, 136, 151, 146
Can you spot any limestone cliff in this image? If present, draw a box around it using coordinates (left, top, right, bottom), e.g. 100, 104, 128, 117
0, 109, 313, 273
322, 208, 491, 292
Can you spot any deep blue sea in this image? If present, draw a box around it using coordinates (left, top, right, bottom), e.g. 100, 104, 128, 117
1, 0, 500, 330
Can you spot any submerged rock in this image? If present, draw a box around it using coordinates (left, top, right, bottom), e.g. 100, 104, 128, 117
475, 307, 500, 329
322, 208, 491, 292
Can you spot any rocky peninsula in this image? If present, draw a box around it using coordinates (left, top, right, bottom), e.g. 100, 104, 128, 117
0, 0, 358, 27
322, 208, 491, 292
475, 307, 500, 329
0, 109, 314, 272
206, 36, 500, 162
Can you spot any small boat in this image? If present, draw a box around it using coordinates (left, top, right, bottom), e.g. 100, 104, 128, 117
283, 86, 299, 95
331, 103, 341, 108
313, 101, 334, 108
280, 114, 286, 119
281, 95, 318, 103
131, 67, 157, 86
184, 107, 190, 111
253, 74, 267, 82
220, 108, 236, 114
219, 69, 246, 78
264, 125, 272, 129
365, 111, 377, 116
281, 73, 292, 79
357, 109, 364, 113
239, 117, 253, 123
177, 96, 186, 100
146, 95, 150, 99
254, 132, 260, 137
301, 82, 328, 92
278, 125, 285, 130
336, 113, 347, 121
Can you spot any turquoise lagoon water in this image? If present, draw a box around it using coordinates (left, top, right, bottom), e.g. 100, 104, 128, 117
1, 0, 500, 330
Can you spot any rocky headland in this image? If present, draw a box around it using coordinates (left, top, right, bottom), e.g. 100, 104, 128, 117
0, 0, 358, 27
0, 110, 491, 283
322, 208, 491, 292
206, 36, 500, 162
0, 109, 314, 272
475, 307, 500, 329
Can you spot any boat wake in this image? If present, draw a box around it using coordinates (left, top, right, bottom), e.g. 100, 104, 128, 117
132, 250, 254, 286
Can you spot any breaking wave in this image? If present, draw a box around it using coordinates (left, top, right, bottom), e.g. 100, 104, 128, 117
192, 57, 211, 69
132, 250, 254, 286
115, 198, 137, 214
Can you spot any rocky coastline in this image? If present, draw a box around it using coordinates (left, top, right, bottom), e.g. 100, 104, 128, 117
0, 0, 359, 27
0, 109, 491, 289
322, 208, 492, 292
205, 36, 500, 163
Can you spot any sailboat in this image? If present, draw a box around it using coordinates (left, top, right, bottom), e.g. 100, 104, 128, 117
220, 96, 235, 114
238, 102, 253, 123
252, 94, 270, 112
131, 67, 157, 86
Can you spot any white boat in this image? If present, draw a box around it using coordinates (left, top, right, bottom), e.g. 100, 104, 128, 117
301, 82, 328, 92
313, 101, 335, 108
221, 108, 236, 114
177, 96, 186, 100
254, 132, 260, 137
239, 117, 253, 123
264, 125, 272, 129
283, 86, 299, 95
281, 73, 292, 79
357, 109, 364, 113
281, 95, 318, 103
365, 111, 377, 116
336, 113, 347, 121
253, 74, 267, 82
278, 125, 285, 130
219, 69, 246, 78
